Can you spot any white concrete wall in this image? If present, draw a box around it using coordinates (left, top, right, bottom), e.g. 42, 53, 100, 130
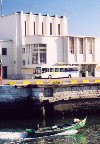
21, 12, 68, 38
0, 41, 13, 76
0, 13, 22, 74
95, 38, 100, 63
24, 35, 64, 66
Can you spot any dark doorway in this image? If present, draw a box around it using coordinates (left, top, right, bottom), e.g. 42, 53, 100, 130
2, 66, 7, 78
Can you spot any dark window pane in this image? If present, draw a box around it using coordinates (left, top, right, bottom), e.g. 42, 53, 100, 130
2, 48, 7, 55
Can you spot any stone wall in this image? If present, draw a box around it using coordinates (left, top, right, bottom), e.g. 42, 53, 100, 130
0, 83, 100, 118
53, 84, 100, 101
0, 85, 29, 102
0, 85, 33, 119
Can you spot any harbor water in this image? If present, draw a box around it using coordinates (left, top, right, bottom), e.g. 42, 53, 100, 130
0, 114, 99, 144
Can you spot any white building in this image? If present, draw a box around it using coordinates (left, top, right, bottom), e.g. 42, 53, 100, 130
0, 11, 100, 78
0, 11, 67, 78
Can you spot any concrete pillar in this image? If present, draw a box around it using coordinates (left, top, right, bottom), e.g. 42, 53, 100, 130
54, 15, 58, 35
28, 12, 33, 35
43, 100, 55, 117
37, 13, 42, 35
61, 16, 68, 36
45, 14, 50, 35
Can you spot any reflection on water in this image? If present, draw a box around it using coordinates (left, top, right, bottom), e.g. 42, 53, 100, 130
0, 114, 99, 144
20, 134, 87, 144
0, 132, 87, 144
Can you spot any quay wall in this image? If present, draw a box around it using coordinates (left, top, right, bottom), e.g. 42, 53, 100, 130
0, 85, 29, 102
0, 85, 31, 119
0, 83, 100, 118
31, 83, 100, 101
31, 83, 100, 115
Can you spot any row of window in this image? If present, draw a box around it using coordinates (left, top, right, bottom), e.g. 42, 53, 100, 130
22, 44, 47, 54
22, 44, 47, 65
22, 52, 46, 66
69, 37, 94, 54
24, 21, 61, 36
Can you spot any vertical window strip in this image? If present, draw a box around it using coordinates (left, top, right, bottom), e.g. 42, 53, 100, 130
25, 21, 26, 36
42, 22, 43, 35
58, 24, 60, 35
69, 37, 74, 54
87, 38, 93, 54
79, 38, 83, 54
50, 23, 52, 35
34, 22, 35, 35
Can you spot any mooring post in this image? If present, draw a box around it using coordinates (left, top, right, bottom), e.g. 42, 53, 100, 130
43, 100, 55, 117
41, 104, 46, 117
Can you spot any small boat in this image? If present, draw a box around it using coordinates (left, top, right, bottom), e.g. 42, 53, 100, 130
24, 117, 86, 138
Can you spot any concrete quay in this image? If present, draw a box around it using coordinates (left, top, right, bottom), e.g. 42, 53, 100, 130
2, 77, 100, 85
0, 77, 100, 118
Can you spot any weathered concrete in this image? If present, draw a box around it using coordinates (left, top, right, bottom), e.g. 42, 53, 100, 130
31, 83, 100, 101
31, 83, 100, 116
0, 85, 29, 102
0, 83, 100, 118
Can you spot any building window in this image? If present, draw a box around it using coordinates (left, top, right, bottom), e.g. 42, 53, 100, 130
2, 48, 7, 55
58, 24, 60, 35
42, 22, 44, 35
32, 53, 38, 64
28, 57, 29, 64
31, 44, 47, 64
31, 44, 38, 47
39, 44, 46, 47
69, 37, 74, 54
25, 21, 26, 36
34, 22, 35, 35
50, 23, 52, 35
87, 38, 93, 54
39, 43, 46, 64
40, 53, 46, 64
22, 48, 25, 53
22, 60, 25, 65
78, 38, 83, 54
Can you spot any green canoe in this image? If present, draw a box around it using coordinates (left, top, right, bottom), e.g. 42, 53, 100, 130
25, 117, 87, 138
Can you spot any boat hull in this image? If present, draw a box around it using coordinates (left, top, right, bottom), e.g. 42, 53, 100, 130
25, 118, 86, 138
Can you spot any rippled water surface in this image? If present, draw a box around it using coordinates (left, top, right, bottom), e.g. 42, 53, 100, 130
0, 114, 99, 144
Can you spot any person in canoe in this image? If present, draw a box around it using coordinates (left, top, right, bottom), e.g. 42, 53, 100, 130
74, 118, 80, 123
35, 124, 42, 131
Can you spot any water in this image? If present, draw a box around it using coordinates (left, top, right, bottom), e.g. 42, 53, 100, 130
0, 114, 99, 144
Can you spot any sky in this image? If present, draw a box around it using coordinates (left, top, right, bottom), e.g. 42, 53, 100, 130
1, 0, 100, 37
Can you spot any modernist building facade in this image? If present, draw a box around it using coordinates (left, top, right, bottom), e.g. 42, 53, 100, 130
65, 36, 100, 77
0, 11, 100, 78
